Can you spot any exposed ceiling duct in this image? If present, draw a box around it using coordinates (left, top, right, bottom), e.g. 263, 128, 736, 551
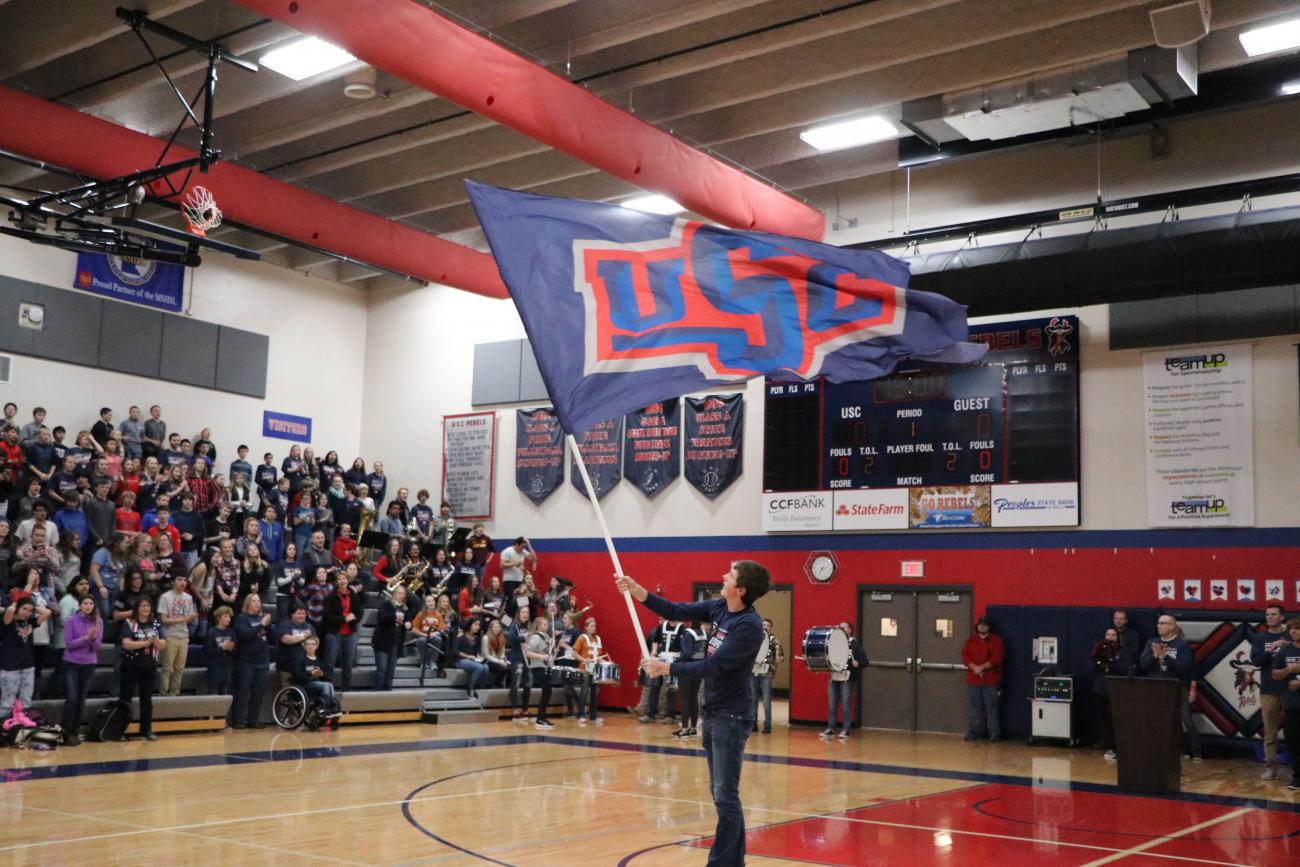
901, 46, 1198, 144
0, 84, 509, 298
232, 0, 826, 240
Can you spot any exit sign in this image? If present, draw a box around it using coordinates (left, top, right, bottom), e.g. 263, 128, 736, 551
901, 560, 925, 578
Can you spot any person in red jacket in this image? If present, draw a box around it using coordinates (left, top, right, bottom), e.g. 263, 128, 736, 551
962, 616, 1004, 741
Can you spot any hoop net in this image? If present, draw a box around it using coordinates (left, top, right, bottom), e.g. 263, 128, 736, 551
182, 186, 223, 237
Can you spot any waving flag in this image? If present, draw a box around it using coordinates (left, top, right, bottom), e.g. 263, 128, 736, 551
467, 181, 985, 434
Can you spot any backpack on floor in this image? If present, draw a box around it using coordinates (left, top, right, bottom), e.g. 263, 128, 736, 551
15, 724, 62, 751
86, 700, 132, 742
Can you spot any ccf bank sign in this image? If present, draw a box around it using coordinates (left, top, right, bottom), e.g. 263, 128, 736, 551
761, 492, 832, 532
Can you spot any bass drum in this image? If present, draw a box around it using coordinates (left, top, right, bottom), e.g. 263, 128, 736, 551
802, 626, 849, 673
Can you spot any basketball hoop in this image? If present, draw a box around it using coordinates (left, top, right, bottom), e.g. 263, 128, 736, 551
182, 186, 222, 237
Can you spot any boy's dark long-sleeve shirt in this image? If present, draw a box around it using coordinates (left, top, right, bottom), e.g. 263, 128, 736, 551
642, 593, 762, 717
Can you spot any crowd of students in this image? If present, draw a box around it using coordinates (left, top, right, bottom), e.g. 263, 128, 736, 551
0, 400, 607, 743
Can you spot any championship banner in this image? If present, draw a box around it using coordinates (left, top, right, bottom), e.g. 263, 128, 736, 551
515, 407, 565, 505
1143, 344, 1254, 527
74, 250, 184, 312
442, 412, 496, 520
623, 399, 680, 498
684, 393, 743, 500
571, 416, 623, 499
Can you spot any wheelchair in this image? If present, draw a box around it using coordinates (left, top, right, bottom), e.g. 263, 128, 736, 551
272, 683, 337, 731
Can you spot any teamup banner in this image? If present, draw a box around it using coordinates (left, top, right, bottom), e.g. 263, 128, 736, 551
74, 250, 184, 312
684, 393, 743, 500
571, 416, 623, 499
1143, 344, 1254, 527
623, 399, 680, 498
515, 407, 565, 505
442, 412, 496, 520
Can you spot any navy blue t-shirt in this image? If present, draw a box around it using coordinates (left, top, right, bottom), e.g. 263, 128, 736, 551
274, 619, 316, 670
0, 616, 36, 670
1273, 642, 1300, 711
643, 594, 762, 718
1251, 629, 1290, 697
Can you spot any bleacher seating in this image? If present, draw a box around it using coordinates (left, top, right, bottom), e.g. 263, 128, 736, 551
35, 589, 572, 735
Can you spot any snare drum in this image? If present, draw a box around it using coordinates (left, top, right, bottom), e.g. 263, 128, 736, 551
591, 661, 621, 684
802, 626, 850, 673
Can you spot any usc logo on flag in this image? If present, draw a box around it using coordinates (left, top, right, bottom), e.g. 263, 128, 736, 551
574, 220, 906, 381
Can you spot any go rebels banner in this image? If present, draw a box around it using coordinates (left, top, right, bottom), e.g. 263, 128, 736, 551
685, 393, 743, 500
623, 399, 680, 498
571, 416, 623, 500
515, 407, 565, 505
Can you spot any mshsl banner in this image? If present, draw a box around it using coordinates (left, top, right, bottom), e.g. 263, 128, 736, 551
74, 250, 184, 312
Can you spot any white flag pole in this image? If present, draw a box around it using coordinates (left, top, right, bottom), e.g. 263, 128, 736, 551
566, 433, 650, 662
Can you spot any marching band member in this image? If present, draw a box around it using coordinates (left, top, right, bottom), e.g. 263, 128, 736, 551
572, 616, 607, 726
526, 615, 556, 729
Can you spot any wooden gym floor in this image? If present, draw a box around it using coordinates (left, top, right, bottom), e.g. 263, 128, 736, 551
2, 707, 1298, 866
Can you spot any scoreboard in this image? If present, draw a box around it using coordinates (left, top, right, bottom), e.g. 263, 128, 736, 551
762, 315, 1080, 531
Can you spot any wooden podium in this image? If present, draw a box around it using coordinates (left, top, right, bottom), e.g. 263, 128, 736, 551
1107, 676, 1182, 794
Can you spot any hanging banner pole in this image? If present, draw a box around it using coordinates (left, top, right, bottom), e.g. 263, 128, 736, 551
566, 433, 650, 662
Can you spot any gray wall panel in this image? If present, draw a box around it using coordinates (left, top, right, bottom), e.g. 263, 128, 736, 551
0, 278, 267, 397
162, 315, 218, 389
32, 286, 101, 365
99, 302, 162, 377
1109, 295, 1197, 350
0, 276, 41, 356
1196, 285, 1298, 341
215, 326, 268, 398
518, 341, 548, 402
472, 339, 523, 405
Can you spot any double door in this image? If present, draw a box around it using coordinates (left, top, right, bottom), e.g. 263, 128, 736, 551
858, 589, 972, 733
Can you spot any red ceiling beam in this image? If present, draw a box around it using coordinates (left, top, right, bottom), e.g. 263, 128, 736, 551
233, 0, 827, 241
0, 85, 507, 298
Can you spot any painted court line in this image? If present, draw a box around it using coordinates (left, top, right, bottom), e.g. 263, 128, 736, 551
556, 785, 1254, 867
6, 801, 373, 866
0, 783, 549, 854
1078, 807, 1255, 867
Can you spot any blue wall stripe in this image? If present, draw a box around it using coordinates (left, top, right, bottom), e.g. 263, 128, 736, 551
529, 526, 1300, 554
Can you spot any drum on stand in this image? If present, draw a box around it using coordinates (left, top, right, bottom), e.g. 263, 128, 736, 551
802, 626, 849, 673
591, 661, 621, 684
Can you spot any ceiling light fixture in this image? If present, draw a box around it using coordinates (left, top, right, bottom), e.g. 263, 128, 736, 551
800, 116, 898, 152
1239, 18, 1300, 57
261, 37, 355, 81
620, 194, 684, 215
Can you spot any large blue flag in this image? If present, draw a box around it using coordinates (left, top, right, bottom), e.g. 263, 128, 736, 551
466, 181, 985, 434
